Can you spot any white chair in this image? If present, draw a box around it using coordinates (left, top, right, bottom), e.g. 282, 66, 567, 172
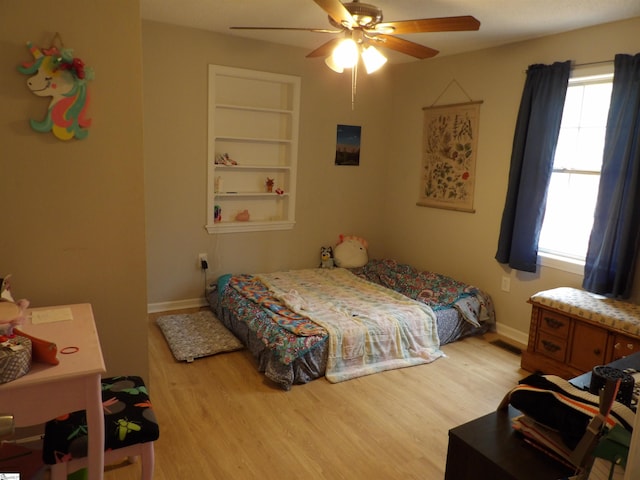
42, 376, 159, 480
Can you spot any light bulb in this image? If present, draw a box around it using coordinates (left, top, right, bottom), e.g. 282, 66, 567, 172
332, 38, 358, 69
325, 55, 344, 73
362, 45, 387, 74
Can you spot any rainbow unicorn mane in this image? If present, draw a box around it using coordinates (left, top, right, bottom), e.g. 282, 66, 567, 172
18, 41, 93, 141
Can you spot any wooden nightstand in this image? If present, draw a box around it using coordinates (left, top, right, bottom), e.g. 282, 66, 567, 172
445, 405, 573, 480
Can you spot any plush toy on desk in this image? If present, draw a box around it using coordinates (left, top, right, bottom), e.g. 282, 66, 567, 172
0, 275, 29, 336
319, 246, 334, 269
0, 275, 32, 385
333, 234, 368, 268
0, 275, 58, 366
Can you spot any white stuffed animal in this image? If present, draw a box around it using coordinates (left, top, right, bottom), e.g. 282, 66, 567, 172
333, 235, 368, 268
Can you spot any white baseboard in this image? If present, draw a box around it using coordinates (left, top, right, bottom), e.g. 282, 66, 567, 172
147, 297, 208, 314
494, 322, 529, 347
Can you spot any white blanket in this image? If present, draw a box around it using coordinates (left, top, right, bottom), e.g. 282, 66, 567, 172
257, 268, 442, 383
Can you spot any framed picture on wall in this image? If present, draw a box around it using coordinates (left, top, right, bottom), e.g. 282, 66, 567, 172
418, 101, 482, 213
335, 124, 361, 166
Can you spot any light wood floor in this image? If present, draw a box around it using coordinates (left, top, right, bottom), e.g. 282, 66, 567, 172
104, 308, 528, 480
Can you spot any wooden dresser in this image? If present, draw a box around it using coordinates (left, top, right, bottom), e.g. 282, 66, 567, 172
521, 287, 640, 378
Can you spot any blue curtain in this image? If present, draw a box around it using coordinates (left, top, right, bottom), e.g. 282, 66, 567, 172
495, 61, 571, 272
583, 53, 640, 298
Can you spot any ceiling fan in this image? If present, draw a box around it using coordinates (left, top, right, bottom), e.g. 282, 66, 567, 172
230, 0, 481, 61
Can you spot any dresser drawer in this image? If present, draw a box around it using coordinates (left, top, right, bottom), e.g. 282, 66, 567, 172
538, 310, 571, 339
568, 321, 608, 371
535, 332, 567, 362
612, 333, 640, 361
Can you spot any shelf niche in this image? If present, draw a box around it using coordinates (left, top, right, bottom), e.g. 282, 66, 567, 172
206, 65, 300, 234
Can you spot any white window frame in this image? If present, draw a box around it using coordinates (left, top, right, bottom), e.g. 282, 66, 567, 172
537, 63, 614, 275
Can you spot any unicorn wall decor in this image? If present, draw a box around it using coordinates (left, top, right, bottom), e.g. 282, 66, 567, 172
18, 41, 94, 141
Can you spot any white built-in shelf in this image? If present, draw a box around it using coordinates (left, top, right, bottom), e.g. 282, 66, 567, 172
213, 136, 294, 144
210, 220, 295, 234
206, 65, 300, 234
215, 103, 294, 115
215, 192, 290, 198
214, 164, 291, 171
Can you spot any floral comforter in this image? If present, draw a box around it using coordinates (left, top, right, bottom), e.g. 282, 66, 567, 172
222, 276, 327, 366
216, 259, 493, 386
255, 268, 441, 383
351, 259, 494, 328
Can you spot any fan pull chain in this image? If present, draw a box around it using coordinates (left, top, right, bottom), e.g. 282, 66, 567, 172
351, 62, 358, 111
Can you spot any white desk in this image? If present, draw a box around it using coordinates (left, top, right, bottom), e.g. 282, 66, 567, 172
0, 304, 106, 480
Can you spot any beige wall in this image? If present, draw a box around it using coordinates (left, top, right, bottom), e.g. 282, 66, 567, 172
144, 16, 640, 342
144, 17, 640, 343
0, 1, 148, 378
385, 17, 640, 341
142, 21, 392, 307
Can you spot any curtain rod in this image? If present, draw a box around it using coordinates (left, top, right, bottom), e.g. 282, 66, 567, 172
572, 59, 614, 68
523, 59, 613, 73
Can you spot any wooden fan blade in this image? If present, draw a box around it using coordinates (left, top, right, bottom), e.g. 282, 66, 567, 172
376, 16, 481, 34
306, 38, 342, 58
313, 0, 357, 28
230, 27, 341, 34
375, 35, 439, 59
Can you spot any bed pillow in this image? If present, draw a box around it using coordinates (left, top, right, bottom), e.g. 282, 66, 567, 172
217, 274, 233, 300
334, 237, 368, 268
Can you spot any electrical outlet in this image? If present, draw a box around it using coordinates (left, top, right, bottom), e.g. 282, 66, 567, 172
198, 253, 208, 270
501, 276, 511, 292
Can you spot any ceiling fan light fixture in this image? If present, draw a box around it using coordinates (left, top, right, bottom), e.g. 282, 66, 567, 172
325, 55, 345, 73
328, 1, 383, 29
373, 25, 395, 34
332, 38, 359, 69
361, 45, 387, 74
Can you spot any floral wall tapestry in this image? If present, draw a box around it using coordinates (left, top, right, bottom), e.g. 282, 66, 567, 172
418, 101, 482, 212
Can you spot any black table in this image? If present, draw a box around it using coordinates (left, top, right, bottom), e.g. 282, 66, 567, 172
444, 353, 640, 480
445, 406, 574, 480
569, 352, 640, 394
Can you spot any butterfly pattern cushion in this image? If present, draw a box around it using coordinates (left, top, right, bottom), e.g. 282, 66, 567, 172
42, 375, 160, 465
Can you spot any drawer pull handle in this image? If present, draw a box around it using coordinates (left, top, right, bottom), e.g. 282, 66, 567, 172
628, 343, 634, 350
544, 317, 564, 329
614, 342, 635, 350
594, 348, 601, 356
542, 340, 561, 353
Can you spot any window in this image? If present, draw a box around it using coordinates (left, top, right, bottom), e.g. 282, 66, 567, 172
537, 69, 613, 272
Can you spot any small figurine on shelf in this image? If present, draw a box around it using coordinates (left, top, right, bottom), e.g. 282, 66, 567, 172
275, 187, 284, 195
214, 205, 222, 223
266, 178, 274, 193
215, 153, 237, 166
235, 210, 250, 221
